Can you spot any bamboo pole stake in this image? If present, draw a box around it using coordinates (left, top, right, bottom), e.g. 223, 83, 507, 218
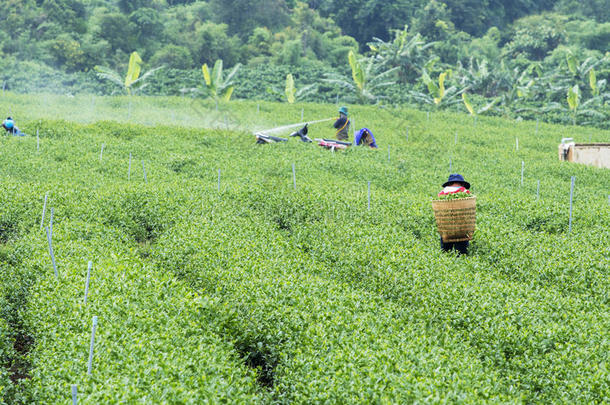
84, 261, 92, 305
568, 176, 575, 234
46, 226, 58, 279
87, 316, 98, 375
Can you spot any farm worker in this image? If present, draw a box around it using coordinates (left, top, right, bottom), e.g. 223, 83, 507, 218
355, 128, 377, 148
2, 117, 19, 135
333, 106, 350, 141
438, 173, 471, 254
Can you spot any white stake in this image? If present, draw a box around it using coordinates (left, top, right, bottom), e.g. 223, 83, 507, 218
568, 176, 575, 234
71, 385, 78, 405
516, 138, 519, 151
257, 103, 260, 114
87, 316, 98, 376
367, 181, 371, 211
46, 226, 58, 279
84, 261, 92, 305
521, 161, 524, 186
300, 108, 304, 121
142, 161, 147, 183
217, 169, 221, 192
292, 163, 296, 190
128, 153, 132, 181
40, 193, 48, 230
49, 207, 54, 238
426, 112, 429, 121
100, 143, 105, 161
536, 180, 540, 200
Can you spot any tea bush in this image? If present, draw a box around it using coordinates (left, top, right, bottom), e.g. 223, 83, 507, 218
0, 94, 608, 402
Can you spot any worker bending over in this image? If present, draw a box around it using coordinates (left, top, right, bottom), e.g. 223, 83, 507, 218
355, 128, 377, 148
2, 117, 20, 135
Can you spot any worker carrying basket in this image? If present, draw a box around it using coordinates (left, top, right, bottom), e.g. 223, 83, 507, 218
432, 174, 476, 255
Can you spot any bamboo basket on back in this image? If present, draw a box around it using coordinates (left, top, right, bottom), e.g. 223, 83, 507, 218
431, 196, 476, 242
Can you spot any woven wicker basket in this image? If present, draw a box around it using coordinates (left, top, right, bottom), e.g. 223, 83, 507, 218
431, 196, 476, 242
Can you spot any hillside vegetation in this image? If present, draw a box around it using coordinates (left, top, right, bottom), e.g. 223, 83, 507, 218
1, 1, 609, 128
0, 94, 608, 403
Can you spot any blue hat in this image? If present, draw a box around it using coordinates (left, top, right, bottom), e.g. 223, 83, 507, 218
338, 106, 348, 115
442, 173, 470, 189
4, 119, 13, 129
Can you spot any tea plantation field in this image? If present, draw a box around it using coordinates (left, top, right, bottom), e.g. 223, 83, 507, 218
0, 93, 608, 403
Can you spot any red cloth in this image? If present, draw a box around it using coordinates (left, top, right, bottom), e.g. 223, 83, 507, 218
438, 186, 470, 196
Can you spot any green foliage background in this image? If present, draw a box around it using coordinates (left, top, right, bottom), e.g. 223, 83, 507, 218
0, 0, 609, 127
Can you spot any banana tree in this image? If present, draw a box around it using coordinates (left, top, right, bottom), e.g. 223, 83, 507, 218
368, 25, 437, 83
284, 74, 317, 104
410, 68, 467, 109
95, 52, 163, 95
461, 92, 500, 116
541, 84, 606, 126
202, 59, 241, 109
323, 50, 399, 104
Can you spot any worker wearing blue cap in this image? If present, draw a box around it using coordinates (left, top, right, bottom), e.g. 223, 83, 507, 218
438, 173, 472, 255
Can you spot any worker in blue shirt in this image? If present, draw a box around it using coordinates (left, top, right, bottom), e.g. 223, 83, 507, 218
2, 117, 23, 135
355, 127, 377, 148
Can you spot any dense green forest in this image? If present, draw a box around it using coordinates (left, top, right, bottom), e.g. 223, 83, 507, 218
1, 0, 609, 127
